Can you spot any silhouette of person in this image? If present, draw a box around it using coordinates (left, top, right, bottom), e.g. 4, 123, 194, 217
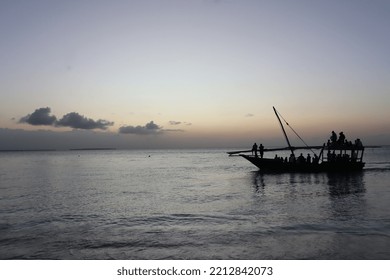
355, 138, 363, 147
330, 131, 337, 143
306, 153, 311, 164
252, 143, 258, 157
297, 153, 305, 163
259, 144, 264, 158
338, 132, 345, 145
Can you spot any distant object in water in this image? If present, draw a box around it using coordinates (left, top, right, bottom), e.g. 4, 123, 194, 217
228, 107, 365, 172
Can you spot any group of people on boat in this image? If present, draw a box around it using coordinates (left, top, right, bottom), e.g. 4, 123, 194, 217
327, 131, 363, 149
325, 131, 364, 163
252, 142, 321, 165
236, 108, 366, 171
326, 150, 356, 163
250, 130, 364, 165
251, 143, 264, 158
274, 153, 319, 165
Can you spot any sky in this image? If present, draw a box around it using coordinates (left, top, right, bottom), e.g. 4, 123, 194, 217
1, 0, 389, 150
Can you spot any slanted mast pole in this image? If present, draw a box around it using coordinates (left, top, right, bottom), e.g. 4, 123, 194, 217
273, 106, 295, 157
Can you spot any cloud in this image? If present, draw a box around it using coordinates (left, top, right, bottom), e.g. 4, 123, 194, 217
19, 107, 57, 126
169, 121, 192, 127
119, 121, 163, 135
56, 112, 114, 130
169, 121, 182, 125
19, 107, 114, 131
245, 113, 254, 117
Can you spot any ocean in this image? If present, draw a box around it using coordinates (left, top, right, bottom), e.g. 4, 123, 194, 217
1, 147, 390, 259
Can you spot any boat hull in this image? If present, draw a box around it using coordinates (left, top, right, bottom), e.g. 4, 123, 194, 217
241, 155, 365, 173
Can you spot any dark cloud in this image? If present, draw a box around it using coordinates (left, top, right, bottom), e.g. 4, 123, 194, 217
245, 113, 254, 117
119, 121, 162, 135
56, 112, 114, 130
19, 107, 57, 126
184, 122, 192, 126
19, 107, 114, 131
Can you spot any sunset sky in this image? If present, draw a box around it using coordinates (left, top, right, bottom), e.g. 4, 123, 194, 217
1, 0, 389, 150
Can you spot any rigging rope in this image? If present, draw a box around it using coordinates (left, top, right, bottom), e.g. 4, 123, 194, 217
274, 108, 318, 156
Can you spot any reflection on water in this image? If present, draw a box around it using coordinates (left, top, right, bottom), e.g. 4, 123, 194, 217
252, 171, 366, 197
327, 172, 365, 196
247, 171, 384, 259
253, 172, 266, 192
326, 173, 367, 223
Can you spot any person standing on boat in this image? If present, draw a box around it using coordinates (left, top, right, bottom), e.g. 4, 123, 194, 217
338, 132, 346, 145
259, 144, 264, 158
289, 153, 296, 163
330, 131, 337, 143
306, 154, 311, 164
252, 143, 258, 157
355, 138, 363, 147
297, 153, 305, 164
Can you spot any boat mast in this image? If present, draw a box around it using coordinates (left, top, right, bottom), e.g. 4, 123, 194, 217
273, 106, 295, 157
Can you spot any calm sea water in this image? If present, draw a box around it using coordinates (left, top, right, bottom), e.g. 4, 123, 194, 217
1, 147, 390, 259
